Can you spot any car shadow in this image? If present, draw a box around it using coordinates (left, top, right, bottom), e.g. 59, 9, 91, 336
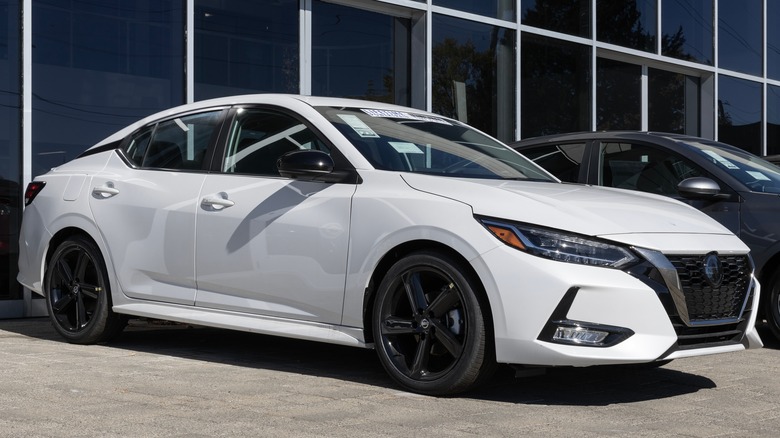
2, 318, 720, 405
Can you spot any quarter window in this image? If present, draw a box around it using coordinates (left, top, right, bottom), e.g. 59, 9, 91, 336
223, 109, 330, 176
520, 143, 586, 183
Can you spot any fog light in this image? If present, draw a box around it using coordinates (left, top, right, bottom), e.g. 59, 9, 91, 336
553, 326, 610, 345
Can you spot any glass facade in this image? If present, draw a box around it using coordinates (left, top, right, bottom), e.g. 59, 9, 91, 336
0, 0, 20, 303
32, 0, 184, 178
312, 0, 410, 105
718, 75, 761, 156
521, 34, 590, 138
432, 14, 515, 142
195, 0, 298, 100
597, 58, 641, 131
3, 0, 780, 316
597, 0, 656, 52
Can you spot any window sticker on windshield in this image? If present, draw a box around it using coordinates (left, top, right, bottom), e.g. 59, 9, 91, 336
337, 114, 379, 138
747, 171, 771, 181
703, 150, 740, 169
361, 109, 452, 125
388, 142, 424, 154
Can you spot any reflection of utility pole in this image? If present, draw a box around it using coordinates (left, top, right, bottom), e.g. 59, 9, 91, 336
453, 80, 468, 123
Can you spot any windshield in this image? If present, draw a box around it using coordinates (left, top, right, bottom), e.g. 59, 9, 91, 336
685, 140, 780, 194
316, 106, 554, 181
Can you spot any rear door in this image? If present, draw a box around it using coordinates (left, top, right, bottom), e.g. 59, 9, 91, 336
89, 109, 226, 305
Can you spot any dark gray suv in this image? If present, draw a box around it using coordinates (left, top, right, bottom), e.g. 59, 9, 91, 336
512, 131, 780, 340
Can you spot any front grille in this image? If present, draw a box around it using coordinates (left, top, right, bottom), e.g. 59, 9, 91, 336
667, 254, 752, 322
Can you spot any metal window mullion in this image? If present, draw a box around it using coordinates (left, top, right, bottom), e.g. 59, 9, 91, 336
591, 0, 597, 131
425, 0, 432, 112
642, 64, 649, 130
714, 0, 719, 140
187, 0, 194, 103
762, 0, 768, 155
300, 0, 312, 95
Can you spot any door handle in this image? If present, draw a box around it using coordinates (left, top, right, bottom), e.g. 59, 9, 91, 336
92, 185, 120, 198
201, 194, 235, 210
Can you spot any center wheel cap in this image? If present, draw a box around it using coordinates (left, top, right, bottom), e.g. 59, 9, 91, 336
420, 319, 431, 330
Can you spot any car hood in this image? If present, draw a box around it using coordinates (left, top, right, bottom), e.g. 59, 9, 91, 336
401, 174, 732, 237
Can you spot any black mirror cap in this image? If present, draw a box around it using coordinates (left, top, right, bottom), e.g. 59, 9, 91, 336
277, 150, 345, 182
677, 177, 721, 199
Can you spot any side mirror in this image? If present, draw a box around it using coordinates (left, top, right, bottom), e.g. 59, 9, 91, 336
677, 177, 721, 199
277, 150, 346, 182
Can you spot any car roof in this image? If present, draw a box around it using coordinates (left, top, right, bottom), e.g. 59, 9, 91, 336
89, 94, 431, 150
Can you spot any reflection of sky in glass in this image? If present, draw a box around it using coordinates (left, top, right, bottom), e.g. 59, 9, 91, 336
718, 0, 761, 76
768, 2, 780, 80
719, 76, 760, 126
435, 0, 515, 21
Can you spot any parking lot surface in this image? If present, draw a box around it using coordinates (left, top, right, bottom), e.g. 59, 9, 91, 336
0, 318, 778, 437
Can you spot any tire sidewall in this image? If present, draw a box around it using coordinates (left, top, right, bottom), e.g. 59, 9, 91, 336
768, 270, 780, 340
372, 251, 489, 395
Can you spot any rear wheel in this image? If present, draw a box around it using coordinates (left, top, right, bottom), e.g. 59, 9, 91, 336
372, 251, 493, 395
766, 270, 780, 341
44, 235, 126, 344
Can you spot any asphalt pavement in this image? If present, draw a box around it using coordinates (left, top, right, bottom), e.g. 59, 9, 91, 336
0, 317, 778, 437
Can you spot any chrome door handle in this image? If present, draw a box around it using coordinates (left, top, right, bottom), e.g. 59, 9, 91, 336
201, 196, 235, 210
92, 186, 120, 198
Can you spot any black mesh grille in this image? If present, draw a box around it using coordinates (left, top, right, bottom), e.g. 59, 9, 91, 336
667, 254, 752, 322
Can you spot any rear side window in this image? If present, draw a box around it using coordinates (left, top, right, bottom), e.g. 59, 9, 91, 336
519, 143, 586, 183
123, 110, 224, 170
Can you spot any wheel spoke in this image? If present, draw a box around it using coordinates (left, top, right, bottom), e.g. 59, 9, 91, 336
52, 293, 74, 314
402, 271, 427, 315
74, 251, 90, 281
381, 316, 417, 335
79, 283, 100, 300
427, 283, 460, 317
56, 258, 74, 284
76, 292, 87, 329
409, 334, 432, 378
430, 319, 464, 358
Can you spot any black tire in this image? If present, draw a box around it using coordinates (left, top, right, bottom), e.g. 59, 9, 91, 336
766, 270, 780, 341
372, 251, 494, 395
44, 235, 126, 344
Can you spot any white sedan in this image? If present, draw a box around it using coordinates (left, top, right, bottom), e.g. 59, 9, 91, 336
18, 95, 762, 395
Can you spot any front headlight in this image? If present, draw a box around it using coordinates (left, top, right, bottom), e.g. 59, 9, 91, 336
478, 217, 638, 269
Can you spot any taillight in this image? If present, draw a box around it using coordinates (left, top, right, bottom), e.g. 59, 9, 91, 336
24, 181, 46, 206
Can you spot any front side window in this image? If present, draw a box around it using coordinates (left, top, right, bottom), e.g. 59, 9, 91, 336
223, 109, 330, 176
317, 107, 552, 181
520, 143, 586, 183
686, 141, 780, 194
124, 110, 223, 170
599, 142, 704, 196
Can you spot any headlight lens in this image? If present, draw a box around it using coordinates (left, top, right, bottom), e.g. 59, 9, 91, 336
479, 218, 638, 269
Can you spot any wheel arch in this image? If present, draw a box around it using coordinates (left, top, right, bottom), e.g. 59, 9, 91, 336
361, 239, 494, 347
757, 251, 780, 317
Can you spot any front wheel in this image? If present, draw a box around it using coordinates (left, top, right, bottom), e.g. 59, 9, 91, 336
766, 270, 780, 341
372, 251, 494, 395
44, 235, 126, 344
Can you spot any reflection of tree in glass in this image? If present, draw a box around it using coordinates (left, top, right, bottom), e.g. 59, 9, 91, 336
596, 1, 655, 52
521, 0, 590, 37
431, 37, 495, 136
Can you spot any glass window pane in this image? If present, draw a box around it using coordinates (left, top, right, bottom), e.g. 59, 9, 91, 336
520, 143, 586, 183
597, 0, 656, 52
769, 2, 780, 80
718, 75, 761, 155
718, 0, 761, 76
0, 0, 21, 301
312, 1, 411, 106
32, 0, 184, 178
597, 58, 641, 130
521, 0, 590, 38
432, 14, 515, 142
767, 86, 780, 155
434, 0, 515, 21
194, 0, 298, 100
142, 111, 223, 170
661, 0, 713, 65
521, 34, 590, 138
648, 68, 700, 135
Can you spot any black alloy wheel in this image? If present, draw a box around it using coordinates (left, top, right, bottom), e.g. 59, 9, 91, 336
44, 235, 126, 344
373, 251, 493, 395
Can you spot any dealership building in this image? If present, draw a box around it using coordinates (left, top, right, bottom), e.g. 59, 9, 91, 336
0, 0, 777, 317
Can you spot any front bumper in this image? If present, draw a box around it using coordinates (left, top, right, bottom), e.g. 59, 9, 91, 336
475, 243, 761, 367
